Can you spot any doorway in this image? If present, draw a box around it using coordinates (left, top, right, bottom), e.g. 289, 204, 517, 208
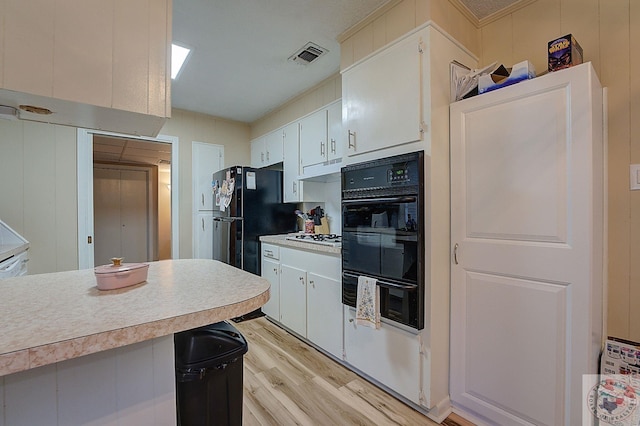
77, 129, 179, 269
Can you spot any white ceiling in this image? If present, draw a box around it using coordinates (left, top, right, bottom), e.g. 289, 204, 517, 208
96, 0, 521, 166
170, 0, 520, 124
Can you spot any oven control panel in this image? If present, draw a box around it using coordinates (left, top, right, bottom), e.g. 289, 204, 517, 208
342, 151, 423, 198
387, 165, 411, 183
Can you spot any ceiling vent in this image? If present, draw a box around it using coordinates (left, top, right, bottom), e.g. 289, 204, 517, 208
288, 42, 328, 65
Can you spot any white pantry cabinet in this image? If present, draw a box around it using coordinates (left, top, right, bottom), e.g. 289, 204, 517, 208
0, 0, 171, 136
450, 62, 604, 425
192, 142, 223, 259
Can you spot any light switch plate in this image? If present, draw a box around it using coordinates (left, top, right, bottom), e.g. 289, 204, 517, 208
630, 164, 640, 190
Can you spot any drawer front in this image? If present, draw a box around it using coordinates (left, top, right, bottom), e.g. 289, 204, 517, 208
262, 243, 280, 260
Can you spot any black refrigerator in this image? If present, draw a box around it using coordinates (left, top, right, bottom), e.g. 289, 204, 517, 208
212, 166, 297, 276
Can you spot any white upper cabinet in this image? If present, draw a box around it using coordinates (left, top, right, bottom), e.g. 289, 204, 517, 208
251, 130, 283, 168
299, 109, 328, 168
326, 101, 344, 161
299, 99, 343, 178
250, 136, 266, 168
283, 122, 303, 202
0, 0, 171, 137
342, 30, 423, 157
265, 129, 284, 165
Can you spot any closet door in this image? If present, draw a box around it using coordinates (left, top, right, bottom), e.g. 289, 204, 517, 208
449, 63, 603, 425
94, 167, 150, 266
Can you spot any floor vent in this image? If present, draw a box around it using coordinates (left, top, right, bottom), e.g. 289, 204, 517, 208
289, 42, 328, 65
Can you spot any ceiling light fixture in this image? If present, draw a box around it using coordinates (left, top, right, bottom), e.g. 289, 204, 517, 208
171, 43, 192, 80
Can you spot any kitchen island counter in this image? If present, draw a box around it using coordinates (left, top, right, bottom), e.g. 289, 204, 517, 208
0, 259, 269, 377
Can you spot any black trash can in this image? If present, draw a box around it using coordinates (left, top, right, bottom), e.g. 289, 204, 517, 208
174, 321, 249, 426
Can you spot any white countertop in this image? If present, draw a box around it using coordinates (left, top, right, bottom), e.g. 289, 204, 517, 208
260, 234, 341, 255
0, 259, 269, 376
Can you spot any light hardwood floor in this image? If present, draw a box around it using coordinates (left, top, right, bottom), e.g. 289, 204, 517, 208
235, 317, 442, 425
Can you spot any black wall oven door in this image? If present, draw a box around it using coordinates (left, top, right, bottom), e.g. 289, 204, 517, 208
341, 151, 424, 330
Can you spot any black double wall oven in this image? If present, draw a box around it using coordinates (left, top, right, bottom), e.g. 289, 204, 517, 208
341, 151, 425, 330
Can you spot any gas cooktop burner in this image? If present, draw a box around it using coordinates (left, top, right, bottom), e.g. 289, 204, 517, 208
285, 233, 342, 246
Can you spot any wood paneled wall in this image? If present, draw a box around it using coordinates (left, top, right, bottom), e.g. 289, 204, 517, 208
476, 0, 639, 344
0, 110, 250, 272
250, 75, 342, 139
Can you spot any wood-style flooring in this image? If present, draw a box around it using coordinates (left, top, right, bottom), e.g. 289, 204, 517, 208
235, 317, 443, 425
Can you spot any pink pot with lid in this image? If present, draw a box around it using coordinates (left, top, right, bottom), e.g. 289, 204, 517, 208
94, 258, 149, 290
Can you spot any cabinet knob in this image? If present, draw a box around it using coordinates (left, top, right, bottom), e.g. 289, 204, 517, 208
349, 318, 354, 323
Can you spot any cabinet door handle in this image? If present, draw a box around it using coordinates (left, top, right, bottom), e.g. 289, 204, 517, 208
320, 141, 325, 156
331, 138, 336, 154
202, 217, 205, 231
273, 268, 278, 274
261, 152, 264, 162
299, 276, 305, 284
310, 280, 315, 288
348, 130, 356, 149
266, 150, 270, 161
453, 243, 459, 265
293, 181, 297, 194
201, 193, 205, 206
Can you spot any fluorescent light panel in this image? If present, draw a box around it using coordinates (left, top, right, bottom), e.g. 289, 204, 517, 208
171, 43, 191, 79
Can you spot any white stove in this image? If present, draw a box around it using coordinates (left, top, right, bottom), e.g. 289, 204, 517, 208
284, 233, 342, 247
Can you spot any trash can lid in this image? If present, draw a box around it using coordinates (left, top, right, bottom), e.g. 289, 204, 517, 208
175, 321, 248, 368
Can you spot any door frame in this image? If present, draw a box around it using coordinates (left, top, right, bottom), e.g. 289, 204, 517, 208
77, 128, 179, 269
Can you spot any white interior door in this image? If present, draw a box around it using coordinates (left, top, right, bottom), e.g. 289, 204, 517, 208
450, 64, 603, 425
94, 167, 150, 266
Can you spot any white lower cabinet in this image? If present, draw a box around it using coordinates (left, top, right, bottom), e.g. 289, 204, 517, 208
261, 245, 280, 320
343, 307, 422, 406
306, 272, 342, 358
260, 243, 342, 359
279, 263, 307, 337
